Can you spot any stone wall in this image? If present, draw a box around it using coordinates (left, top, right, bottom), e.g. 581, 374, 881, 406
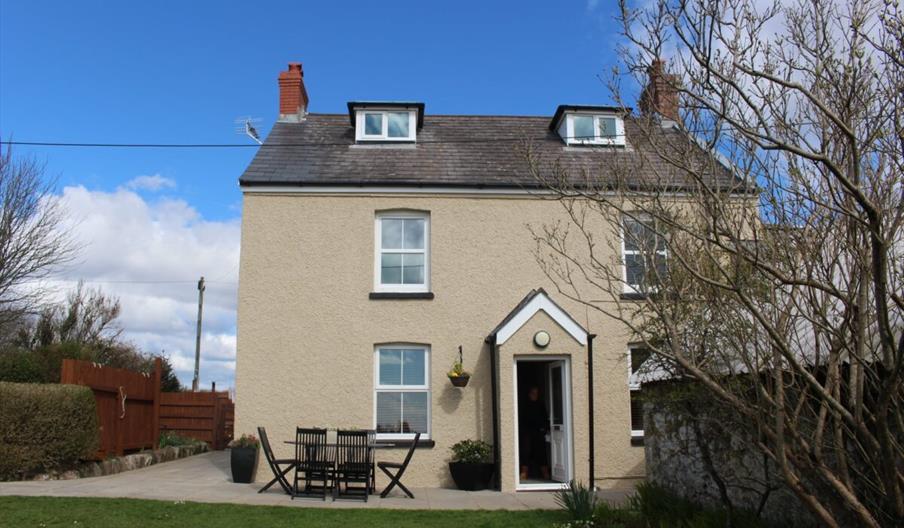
643, 381, 815, 527
27, 442, 208, 481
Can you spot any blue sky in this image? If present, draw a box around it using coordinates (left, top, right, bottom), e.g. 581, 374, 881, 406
0, 0, 628, 387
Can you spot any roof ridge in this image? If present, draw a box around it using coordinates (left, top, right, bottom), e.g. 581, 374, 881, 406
302, 113, 555, 119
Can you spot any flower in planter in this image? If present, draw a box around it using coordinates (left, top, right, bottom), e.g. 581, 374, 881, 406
450, 439, 492, 464
447, 359, 471, 379
228, 434, 259, 449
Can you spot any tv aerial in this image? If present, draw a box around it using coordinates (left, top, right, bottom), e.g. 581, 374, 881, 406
234, 116, 263, 145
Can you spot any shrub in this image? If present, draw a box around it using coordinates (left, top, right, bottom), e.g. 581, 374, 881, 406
158, 431, 197, 448
0, 382, 98, 479
555, 480, 598, 522
627, 481, 698, 523
592, 502, 644, 528
0, 350, 46, 383
554, 482, 772, 528
450, 439, 491, 463
625, 482, 769, 528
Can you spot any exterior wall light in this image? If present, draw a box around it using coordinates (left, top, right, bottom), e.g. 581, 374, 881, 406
533, 330, 550, 348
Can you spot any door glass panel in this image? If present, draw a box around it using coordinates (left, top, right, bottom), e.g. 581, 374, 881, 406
551, 365, 563, 424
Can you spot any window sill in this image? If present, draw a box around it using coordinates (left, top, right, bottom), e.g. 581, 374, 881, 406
374, 439, 435, 449
369, 292, 434, 300
620, 292, 647, 301
351, 142, 417, 148
564, 142, 626, 148
630, 436, 645, 447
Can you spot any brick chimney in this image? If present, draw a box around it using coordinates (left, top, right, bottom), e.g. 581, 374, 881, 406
639, 59, 679, 123
278, 62, 309, 122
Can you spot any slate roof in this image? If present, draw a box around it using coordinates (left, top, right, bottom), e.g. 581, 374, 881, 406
239, 112, 751, 192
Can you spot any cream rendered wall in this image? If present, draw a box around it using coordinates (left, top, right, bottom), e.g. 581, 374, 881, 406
235, 192, 646, 489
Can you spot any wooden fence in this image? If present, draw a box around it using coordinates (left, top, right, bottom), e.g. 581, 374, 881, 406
60, 358, 161, 458
159, 390, 234, 450
60, 359, 235, 457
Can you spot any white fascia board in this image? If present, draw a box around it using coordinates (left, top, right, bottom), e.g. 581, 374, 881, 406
241, 185, 557, 196
495, 292, 588, 346
241, 185, 707, 197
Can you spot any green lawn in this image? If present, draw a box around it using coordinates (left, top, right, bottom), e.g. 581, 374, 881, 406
0, 496, 565, 528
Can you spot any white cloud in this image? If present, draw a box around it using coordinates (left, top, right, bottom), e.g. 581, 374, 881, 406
45, 184, 240, 389
124, 174, 176, 192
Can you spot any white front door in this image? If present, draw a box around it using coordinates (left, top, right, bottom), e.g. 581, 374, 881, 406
548, 360, 569, 482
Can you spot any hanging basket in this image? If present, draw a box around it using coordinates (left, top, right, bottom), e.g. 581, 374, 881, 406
448, 345, 470, 387
448, 373, 471, 387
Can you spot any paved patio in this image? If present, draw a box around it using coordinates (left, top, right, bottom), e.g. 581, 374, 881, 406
0, 451, 631, 510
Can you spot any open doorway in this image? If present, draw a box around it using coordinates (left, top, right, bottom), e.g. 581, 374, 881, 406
515, 357, 572, 490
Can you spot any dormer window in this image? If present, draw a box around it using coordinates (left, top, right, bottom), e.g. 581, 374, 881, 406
549, 105, 627, 147
349, 102, 425, 143
363, 111, 412, 139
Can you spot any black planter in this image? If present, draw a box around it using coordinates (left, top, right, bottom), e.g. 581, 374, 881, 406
449, 374, 471, 387
230, 447, 258, 484
448, 461, 494, 491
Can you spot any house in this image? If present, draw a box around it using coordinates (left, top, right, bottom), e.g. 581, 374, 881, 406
234, 61, 749, 492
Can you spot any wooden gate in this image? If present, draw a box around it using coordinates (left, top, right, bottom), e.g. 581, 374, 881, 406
60, 358, 161, 458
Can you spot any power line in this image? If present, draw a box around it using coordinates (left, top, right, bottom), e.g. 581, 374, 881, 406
19, 278, 236, 285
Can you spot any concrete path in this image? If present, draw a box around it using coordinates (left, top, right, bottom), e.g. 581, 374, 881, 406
0, 451, 631, 510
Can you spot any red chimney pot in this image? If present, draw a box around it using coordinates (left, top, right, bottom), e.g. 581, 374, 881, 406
640, 59, 680, 122
278, 62, 309, 122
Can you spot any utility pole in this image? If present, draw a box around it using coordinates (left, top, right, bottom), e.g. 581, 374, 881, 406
192, 276, 205, 392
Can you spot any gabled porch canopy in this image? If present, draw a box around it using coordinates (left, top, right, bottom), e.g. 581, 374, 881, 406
488, 288, 589, 346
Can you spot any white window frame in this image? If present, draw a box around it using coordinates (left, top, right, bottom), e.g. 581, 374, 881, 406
374, 211, 430, 293
355, 110, 417, 142
563, 113, 625, 146
621, 214, 668, 294
628, 346, 648, 438
373, 344, 431, 440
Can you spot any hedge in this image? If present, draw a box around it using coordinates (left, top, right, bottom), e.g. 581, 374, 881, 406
0, 382, 99, 480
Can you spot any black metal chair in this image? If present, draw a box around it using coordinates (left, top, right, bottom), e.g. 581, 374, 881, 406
334, 429, 372, 501
377, 432, 421, 499
257, 427, 295, 495
292, 427, 331, 500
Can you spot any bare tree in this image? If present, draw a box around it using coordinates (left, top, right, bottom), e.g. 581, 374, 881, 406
0, 146, 74, 331
20, 280, 122, 349
8, 282, 156, 383
528, 0, 903, 526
